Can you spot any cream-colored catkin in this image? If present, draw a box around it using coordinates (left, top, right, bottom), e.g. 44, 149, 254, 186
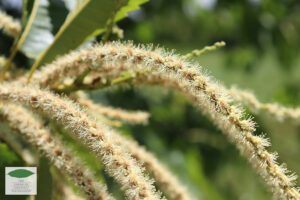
0, 10, 21, 37
0, 103, 113, 200
74, 67, 300, 124
77, 92, 150, 125
117, 136, 192, 200
79, 94, 192, 200
0, 83, 163, 200
229, 87, 300, 122
31, 42, 300, 200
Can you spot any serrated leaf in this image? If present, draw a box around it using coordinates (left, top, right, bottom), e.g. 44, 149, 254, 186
20, 0, 72, 58
3, 0, 71, 73
8, 169, 34, 178
21, 0, 54, 58
29, 0, 148, 79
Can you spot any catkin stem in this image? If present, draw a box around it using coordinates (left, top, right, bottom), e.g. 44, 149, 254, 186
0, 103, 113, 200
30, 42, 300, 200
183, 41, 226, 59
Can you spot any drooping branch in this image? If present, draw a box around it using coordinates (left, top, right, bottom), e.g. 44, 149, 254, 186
0, 83, 163, 200
0, 103, 114, 200
30, 42, 300, 200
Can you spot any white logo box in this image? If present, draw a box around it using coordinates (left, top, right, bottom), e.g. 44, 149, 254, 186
5, 167, 37, 195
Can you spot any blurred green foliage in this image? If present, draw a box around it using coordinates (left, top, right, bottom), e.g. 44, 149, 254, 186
0, 0, 300, 199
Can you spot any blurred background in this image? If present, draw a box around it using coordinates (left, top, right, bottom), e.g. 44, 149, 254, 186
1, 0, 300, 199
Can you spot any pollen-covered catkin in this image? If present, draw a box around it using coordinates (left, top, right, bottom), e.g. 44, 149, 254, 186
80, 97, 192, 200
0, 83, 163, 200
76, 92, 150, 125
229, 87, 300, 122
116, 136, 192, 200
31, 42, 300, 200
0, 103, 113, 200
0, 10, 21, 38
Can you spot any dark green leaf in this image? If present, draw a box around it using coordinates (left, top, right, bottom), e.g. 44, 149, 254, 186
20, 0, 54, 58
29, 0, 148, 78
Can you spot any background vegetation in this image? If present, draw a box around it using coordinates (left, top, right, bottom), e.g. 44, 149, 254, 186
0, 0, 300, 199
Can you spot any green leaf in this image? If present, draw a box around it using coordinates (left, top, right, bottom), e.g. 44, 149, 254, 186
2, 0, 41, 73
10, 0, 72, 59
22, 0, 34, 27
28, 0, 148, 79
8, 169, 34, 178
2, 0, 74, 75
115, 0, 148, 21
20, 0, 54, 58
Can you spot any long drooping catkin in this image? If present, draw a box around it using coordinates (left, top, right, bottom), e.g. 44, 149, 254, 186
76, 69, 300, 124
0, 103, 113, 200
229, 87, 300, 122
0, 10, 21, 38
77, 92, 150, 125
0, 83, 163, 200
116, 136, 192, 200
80, 97, 192, 200
31, 42, 300, 200
35, 75, 191, 198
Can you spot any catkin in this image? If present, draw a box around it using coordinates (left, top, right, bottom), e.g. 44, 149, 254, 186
77, 92, 150, 125
31, 42, 300, 200
117, 136, 192, 200
0, 10, 21, 38
76, 68, 300, 124
33, 63, 191, 200
229, 87, 300, 122
80, 95, 192, 200
0, 83, 163, 200
0, 103, 113, 200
